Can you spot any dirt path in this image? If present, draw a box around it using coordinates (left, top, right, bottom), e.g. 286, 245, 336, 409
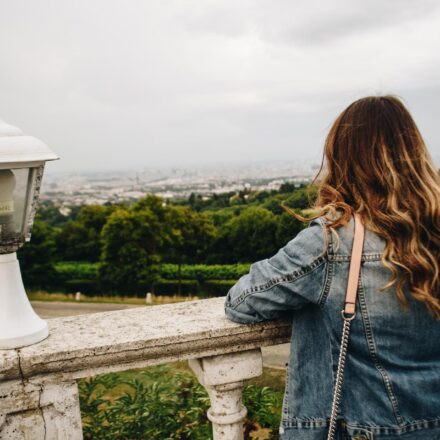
31, 300, 143, 318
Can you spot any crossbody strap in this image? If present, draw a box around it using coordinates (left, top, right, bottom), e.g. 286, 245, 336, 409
344, 213, 365, 315
327, 213, 365, 440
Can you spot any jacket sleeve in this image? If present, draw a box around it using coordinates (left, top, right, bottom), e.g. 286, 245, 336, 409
224, 218, 328, 324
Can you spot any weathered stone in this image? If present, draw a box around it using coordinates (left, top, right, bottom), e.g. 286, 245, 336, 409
38, 381, 82, 440
0, 379, 82, 439
189, 349, 263, 440
0, 297, 290, 382
0, 351, 20, 381
0, 380, 40, 414
190, 349, 263, 386
0, 297, 291, 439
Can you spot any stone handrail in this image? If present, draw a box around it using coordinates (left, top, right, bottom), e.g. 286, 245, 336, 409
0, 297, 291, 439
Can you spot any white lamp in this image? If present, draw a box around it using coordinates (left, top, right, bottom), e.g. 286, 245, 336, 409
0, 119, 58, 349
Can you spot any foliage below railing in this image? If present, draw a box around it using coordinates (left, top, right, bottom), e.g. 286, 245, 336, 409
79, 364, 283, 440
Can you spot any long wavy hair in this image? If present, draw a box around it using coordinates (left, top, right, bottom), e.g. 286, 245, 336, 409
287, 96, 440, 318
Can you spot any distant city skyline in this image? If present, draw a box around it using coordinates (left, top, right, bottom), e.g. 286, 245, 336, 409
44, 158, 322, 176
1, 1, 439, 173
41, 160, 317, 206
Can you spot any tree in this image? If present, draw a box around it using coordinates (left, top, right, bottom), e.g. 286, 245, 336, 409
204, 209, 235, 228
214, 207, 279, 263
37, 200, 74, 227
132, 195, 167, 220
275, 211, 305, 248
278, 182, 296, 193
282, 185, 318, 210
164, 206, 215, 294
18, 219, 58, 289
262, 195, 286, 215
57, 205, 116, 261
99, 204, 167, 294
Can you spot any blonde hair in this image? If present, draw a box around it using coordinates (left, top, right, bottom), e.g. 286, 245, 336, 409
287, 96, 440, 318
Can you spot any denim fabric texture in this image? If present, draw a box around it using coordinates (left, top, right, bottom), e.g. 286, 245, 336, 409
224, 216, 440, 440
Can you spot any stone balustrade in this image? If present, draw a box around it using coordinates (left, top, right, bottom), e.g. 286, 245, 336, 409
0, 297, 291, 439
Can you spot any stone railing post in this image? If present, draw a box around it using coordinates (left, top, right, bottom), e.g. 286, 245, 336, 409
189, 348, 263, 440
0, 376, 82, 439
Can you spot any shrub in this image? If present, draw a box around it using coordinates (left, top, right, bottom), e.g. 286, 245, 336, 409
153, 279, 199, 296
55, 262, 99, 279
52, 263, 249, 297
200, 279, 238, 297
160, 264, 250, 281
64, 279, 102, 295
79, 365, 283, 439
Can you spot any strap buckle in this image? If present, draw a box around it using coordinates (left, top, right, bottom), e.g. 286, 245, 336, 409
341, 309, 356, 321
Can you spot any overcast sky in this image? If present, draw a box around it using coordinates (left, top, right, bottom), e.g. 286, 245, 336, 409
0, 0, 439, 173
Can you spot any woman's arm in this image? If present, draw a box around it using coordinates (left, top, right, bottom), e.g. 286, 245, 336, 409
224, 218, 328, 324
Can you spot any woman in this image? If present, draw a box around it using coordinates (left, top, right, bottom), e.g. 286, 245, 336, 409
224, 96, 440, 440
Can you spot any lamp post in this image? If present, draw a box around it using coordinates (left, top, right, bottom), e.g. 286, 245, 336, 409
0, 119, 58, 349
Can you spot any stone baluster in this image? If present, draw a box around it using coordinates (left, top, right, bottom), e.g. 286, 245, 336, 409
189, 348, 263, 440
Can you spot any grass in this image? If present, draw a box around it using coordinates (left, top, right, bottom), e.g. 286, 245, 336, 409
28, 290, 200, 305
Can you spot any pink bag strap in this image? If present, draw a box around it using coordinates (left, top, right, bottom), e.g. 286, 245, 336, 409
327, 213, 365, 440
344, 213, 365, 315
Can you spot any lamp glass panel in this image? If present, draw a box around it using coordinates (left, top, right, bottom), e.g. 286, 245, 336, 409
0, 167, 31, 243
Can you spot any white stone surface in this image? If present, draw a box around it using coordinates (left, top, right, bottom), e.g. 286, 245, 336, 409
0, 379, 82, 439
0, 350, 19, 381
0, 297, 291, 439
190, 349, 263, 387
189, 349, 263, 440
0, 297, 290, 381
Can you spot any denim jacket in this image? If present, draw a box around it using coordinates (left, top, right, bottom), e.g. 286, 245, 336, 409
224, 216, 440, 440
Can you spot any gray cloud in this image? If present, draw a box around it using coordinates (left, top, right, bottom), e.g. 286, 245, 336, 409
263, 0, 439, 45
0, 0, 438, 172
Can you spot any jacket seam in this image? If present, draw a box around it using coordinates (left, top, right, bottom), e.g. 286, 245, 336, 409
318, 217, 334, 307
329, 253, 382, 262
229, 255, 326, 309
280, 416, 440, 434
318, 255, 333, 307
345, 416, 440, 434
281, 360, 290, 418
358, 275, 404, 425
316, 216, 331, 307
